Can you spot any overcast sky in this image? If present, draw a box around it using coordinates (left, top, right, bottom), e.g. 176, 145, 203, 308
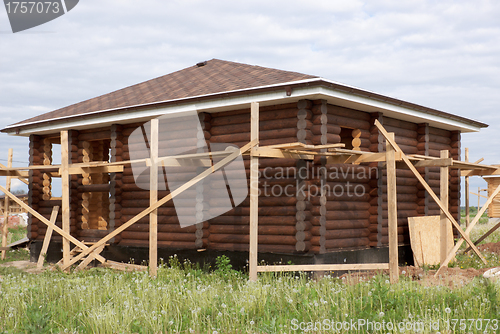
1, 0, 499, 205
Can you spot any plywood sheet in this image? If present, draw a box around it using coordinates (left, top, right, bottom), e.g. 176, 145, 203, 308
408, 215, 454, 266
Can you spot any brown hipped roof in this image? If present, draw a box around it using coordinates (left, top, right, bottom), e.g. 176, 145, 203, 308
3, 58, 488, 132
10, 59, 317, 127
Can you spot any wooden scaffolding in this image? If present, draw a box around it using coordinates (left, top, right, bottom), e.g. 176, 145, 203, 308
1, 102, 499, 282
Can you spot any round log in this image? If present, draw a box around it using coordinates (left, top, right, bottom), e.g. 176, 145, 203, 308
208, 225, 298, 235
78, 184, 111, 193
321, 210, 370, 220
208, 233, 301, 245
382, 117, 418, 131
121, 231, 199, 242
311, 124, 341, 136
427, 135, 451, 145
428, 127, 451, 137
321, 237, 370, 250
119, 239, 198, 249
208, 215, 297, 226
78, 130, 111, 141
310, 219, 369, 231
309, 201, 370, 213
383, 125, 418, 138
211, 206, 298, 217
311, 114, 370, 130
319, 104, 371, 122
320, 228, 370, 240
208, 242, 301, 254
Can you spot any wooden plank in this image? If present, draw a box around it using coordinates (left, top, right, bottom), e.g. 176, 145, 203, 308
465, 148, 470, 227
251, 147, 314, 160
0, 170, 29, 178
386, 133, 399, 284
37, 206, 59, 269
148, 150, 233, 167
257, 263, 389, 272
149, 119, 159, 278
1, 148, 12, 260
436, 182, 500, 275
412, 158, 453, 168
374, 119, 486, 264
102, 260, 147, 272
440, 150, 450, 264
61, 140, 257, 270
249, 102, 259, 282
0, 185, 106, 263
263, 142, 306, 149
408, 216, 453, 266
0, 162, 28, 184
466, 220, 500, 251
75, 245, 105, 271
67, 165, 124, 175
60, 131, 70, 267
461, 168, 500, 177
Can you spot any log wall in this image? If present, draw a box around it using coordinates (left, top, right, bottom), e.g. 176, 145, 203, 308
27, 100, 462, 255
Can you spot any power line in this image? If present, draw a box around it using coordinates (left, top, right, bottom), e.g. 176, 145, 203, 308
0, 158, 28, 164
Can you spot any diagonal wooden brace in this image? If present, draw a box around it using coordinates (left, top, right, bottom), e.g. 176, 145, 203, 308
37, 206, 59, 269
374, 120, 486, 264
460, 183, 500, 252
435, 183, 500, 276
0, 185, 106, 263
76, 244, 105, 271
61, 140, 257, 270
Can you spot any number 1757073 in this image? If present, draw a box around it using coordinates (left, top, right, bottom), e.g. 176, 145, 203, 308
5, 1, 61, 14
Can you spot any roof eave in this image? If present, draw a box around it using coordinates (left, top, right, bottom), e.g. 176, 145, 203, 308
2, 78, 488, 136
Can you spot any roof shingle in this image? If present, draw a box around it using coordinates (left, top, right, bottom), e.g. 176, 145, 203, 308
13, 59, 317, 127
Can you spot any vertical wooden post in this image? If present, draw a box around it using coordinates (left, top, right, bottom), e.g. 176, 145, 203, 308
440, 150, 450, 264
386, 133, 398, 284
249, 102, 259, 282
1, 148, 13, 260
478, 187, 481, 210
465, 148, 470, 228
61, 131, 70, 267
149, 119, 159, 277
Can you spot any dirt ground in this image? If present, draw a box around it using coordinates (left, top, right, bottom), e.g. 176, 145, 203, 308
0, 260, 48, 274
478, 241, 500, 255
337, 265, 491, 288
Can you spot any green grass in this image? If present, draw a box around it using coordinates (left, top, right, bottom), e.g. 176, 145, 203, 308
7, 225, 27, 244
0, 256, 499, 333
0, 248, 29, 265
460, 206, 489, 225
0, 211, 499, 333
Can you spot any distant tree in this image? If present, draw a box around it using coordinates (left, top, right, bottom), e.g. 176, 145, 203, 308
12, 189, 27, 196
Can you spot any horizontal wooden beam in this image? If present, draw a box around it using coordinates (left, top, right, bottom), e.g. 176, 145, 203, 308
251, 147, 314, 160
0, 170, 29, 178
257, 263, 389, 272
263, 142, 345, 150
66, 165, 124, 175
102, 260, 148, 272
461, 168, 500, 177
406, 158, 453, 168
